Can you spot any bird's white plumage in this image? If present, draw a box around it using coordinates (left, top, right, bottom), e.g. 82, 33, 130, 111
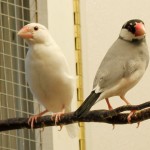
18, 23, 77, 137
25, 43, 74, 112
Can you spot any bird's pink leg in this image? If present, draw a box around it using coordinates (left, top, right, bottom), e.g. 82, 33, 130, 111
28, 109, 48, 129
51, 105, 65, 130
120, 96, 140, 127
105, 98, 115, 129
105, 98, 113, 110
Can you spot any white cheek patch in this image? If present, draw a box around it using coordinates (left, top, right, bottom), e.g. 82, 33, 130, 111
119, 29, 135, 41
120, 29, 145, 41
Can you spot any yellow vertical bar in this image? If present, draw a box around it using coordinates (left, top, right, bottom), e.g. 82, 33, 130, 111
35, 0, 38, 22
73, 0, 86, 150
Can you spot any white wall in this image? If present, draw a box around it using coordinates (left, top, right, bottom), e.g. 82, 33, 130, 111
80, 0, 150, 150
40, 0, 79, 150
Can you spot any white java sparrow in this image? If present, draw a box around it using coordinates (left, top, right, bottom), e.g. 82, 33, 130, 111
18, 23, 77, 137
75, 19, 149, 122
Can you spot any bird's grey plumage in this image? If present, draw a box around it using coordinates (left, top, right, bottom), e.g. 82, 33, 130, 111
93, 38, 149, 95
75, 19, 149, 117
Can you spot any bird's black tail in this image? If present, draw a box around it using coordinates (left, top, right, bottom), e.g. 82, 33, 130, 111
74, 91, 101, 117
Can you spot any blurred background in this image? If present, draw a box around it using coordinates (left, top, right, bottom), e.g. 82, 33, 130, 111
0, 0, 150, 150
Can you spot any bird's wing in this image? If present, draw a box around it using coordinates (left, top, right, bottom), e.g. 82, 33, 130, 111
93, 57, 125, 92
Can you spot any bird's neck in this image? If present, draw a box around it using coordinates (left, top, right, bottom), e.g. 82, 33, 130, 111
119, 35, 146, 44
26, 34, 57, 47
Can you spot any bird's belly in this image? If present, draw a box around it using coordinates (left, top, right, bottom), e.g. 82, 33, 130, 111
26, 62, 74, 112
100, 69, 145, 100
41, 80, 74, 112
29, 75, 74, 112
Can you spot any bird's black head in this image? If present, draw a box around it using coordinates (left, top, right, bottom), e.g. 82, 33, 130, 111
122, 19, 144, 34
120, 19, 146, 41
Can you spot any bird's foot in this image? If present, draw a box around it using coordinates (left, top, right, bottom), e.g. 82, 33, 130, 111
28, 109, 48, 129
127, 110, 140, 127
112, 124, 115, 130
51, 112, 65, 131
51, 105, 65, 131
136, 122, 140, 128
28, 114, 41, 129
58, 125, 63, 131
41, 122, 46, 132
51, 112, 65, 124
105, 98, 115, 129
120, 97, 140, 127
127, 110, 136, 123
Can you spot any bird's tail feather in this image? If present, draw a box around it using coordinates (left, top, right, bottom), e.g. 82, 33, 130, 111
65, 107, 79, 138
65, 123, 79, 138
74, 91, 101, 117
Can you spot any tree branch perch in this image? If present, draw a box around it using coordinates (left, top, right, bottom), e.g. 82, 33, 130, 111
0, 101, 150, 131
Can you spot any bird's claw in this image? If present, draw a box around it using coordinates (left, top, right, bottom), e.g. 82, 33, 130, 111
51, 112, 64, 125
41, 122, 46, 132
127, 110, 140, 127
58, 125, 63, 131
105, 99, 115, 130
28, 110, 48, 129
112, 124, 115, 130
28, 115, 39, 129
51, 112, 64, 131
127, 110, 136, 123
136, 122, 140, 128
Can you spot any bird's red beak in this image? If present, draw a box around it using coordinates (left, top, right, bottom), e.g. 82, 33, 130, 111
18, 26, 33, 39
135, 22, 146, 36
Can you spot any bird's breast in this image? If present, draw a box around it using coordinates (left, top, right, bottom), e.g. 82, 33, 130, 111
25, 48, 74, 112
100, 67, 145, 100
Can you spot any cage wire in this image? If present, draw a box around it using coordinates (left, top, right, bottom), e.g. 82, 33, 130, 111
0, 0, 43, 149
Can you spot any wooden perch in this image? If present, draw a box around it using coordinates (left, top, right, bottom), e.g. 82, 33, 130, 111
0, 101, 150, 131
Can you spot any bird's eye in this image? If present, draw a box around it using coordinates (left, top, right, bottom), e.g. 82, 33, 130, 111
127, 25, 135, 33
34, 26, 38, 31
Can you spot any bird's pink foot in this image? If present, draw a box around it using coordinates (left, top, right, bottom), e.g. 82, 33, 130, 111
127, 110, 140, 127
28, 114, 41, 129
51, 106, 65, 131
51, 111, 65, 125
120, 96, 140, 127
106, 98, 113, 110
28, 109, 48, 129
105, 98, 115, 129
127, 110, 136, 123
51, 112, 65, 131
136, 122, 140, 128
58, 125, 63, 131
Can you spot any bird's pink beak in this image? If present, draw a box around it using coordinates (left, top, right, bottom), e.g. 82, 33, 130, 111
135, 23, 146, 36
18, 26, 33, 39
